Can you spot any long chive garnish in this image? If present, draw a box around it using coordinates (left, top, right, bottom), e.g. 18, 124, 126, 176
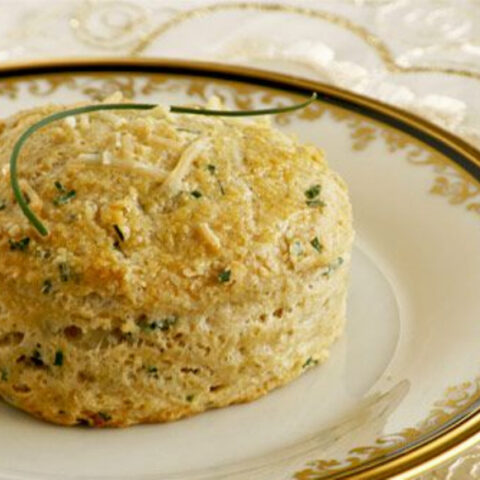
10, 93, 317, 236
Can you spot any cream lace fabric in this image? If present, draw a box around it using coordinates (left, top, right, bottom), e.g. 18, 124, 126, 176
0, 0, 480, 478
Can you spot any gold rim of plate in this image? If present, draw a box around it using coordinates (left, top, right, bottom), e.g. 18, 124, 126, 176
0, 58, 479, 480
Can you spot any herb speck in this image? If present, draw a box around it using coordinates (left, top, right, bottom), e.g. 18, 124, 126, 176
54, 350, 64, 367
305, 184, 321, 200
322, 257, 344, 277
9, 237, 30, 251
30, 349, 44, 367
141, 315, 178, 332
113, 224, 125, 242
98, 411, 112, 422
310, 237, 323, 253
302, 357, 318, 368
306, 199, 326, 208
58, 262, 71, 282
42, 279, 53, 294
218, 269, 231, 283
54, 190, 76, 206
191, 190, 202, 198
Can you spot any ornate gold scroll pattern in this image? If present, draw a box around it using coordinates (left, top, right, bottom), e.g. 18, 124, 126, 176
293, 378, 480, 479
122, 2, 480, 82
71, 0, 149, 50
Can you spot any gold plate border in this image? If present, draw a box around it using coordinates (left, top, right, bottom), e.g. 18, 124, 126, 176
0, 58, 479, 480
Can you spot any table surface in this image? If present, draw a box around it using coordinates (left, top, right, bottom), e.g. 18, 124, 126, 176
1, 1, 479, 478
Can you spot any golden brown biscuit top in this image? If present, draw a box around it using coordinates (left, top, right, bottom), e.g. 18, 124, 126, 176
0, 100, 352, 316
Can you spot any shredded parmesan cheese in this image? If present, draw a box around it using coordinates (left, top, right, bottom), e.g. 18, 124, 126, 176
160, 137, 209, 195
115, 132, 122, 149
102, 151, 113, 165
64, 117, 77, 129
197, 223, 222, 252
74, 154, 167, 180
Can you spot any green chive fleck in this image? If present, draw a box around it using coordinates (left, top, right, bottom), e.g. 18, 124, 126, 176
113, 224, 125, 242
323, 257, 344, 277
42, 279, 53, 294
156, 316, 178, 332
305, 184, 321, 200
186, 394, 195, 402
147, 366, 158, 375
310, 237, 323, 253
58, 262, 71, 282
191, 190, 202, 198
207, 164, 225, 194
9, 237, 30, 251
1, 369, 8, 382
54, 350, 64, 366
218, 269, 231, 283
303, 357, 319, 368
0, 200, 6, 211
53, 190, 76, 206
30, 349, 44, 367
306, 199, 326, 208
141, 315, 178, 332
98, 411, 112, 422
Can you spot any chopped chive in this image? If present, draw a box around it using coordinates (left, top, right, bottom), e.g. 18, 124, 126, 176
303, 357, 318, 368
98, 411, 112, 422
207, 164, 216, 174
310, 237, 323, 253
54, 181, 65, 192
0, 200, 6, 211
42, 279, 53, 294
141, 315, 178, 332
9, 237, 30, 251
218, 269, 231, 283
147, 366, 158, 374
10, 94, 317, 236
305, 184, 321, 200
58, 262, 71, 282
113, 224, 125, 242
156, 316, 178, 332
306, 199, 326, 208
322, 257, 344, 277
186, 394, 195, 402
53, 190, 76, 206
1, 369, 8, 382
30, 349, 44, 367
54, 350, 64, 366
191, 190, 202, 198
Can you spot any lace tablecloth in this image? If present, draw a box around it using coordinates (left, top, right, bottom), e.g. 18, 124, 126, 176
1, 1, 479, 478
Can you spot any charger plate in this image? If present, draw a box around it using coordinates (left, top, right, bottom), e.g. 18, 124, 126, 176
0, 59, 479, 480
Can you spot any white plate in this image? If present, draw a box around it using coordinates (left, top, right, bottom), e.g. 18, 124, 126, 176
0, 60, 479, 480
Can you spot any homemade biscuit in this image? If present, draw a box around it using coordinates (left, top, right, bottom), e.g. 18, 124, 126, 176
0, 98, 354, 427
